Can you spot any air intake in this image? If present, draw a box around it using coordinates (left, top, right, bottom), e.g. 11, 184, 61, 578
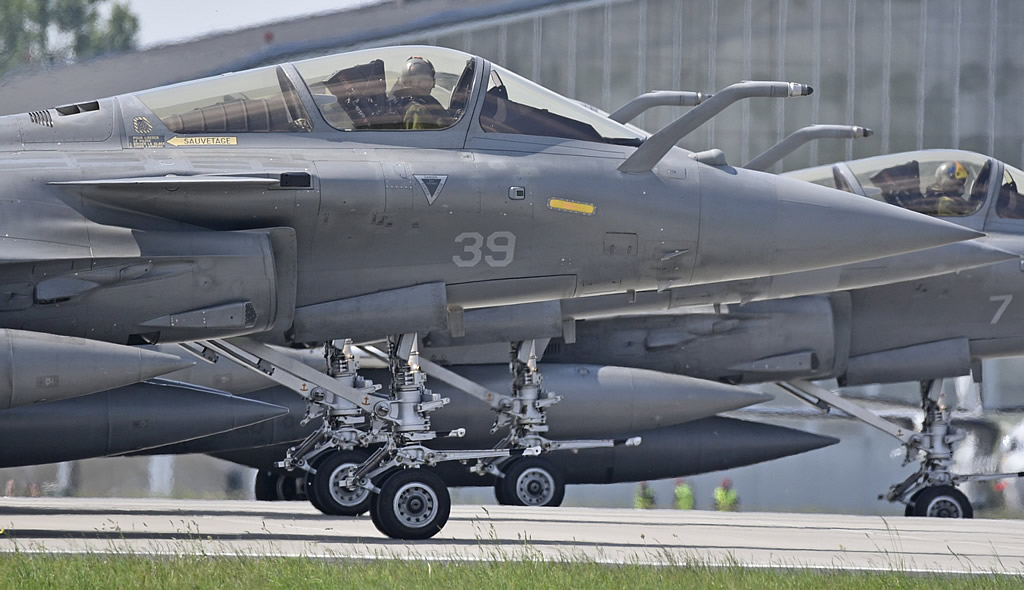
55, 101, 100, 116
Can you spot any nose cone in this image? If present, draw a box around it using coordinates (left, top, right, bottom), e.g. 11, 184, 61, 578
691, 166, 983, 284
0, 329, 196, 409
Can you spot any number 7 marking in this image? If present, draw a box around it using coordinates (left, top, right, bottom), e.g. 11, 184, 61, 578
990, 294, 1013, 325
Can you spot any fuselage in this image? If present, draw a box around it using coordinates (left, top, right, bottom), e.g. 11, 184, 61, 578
0, 48, 975, 347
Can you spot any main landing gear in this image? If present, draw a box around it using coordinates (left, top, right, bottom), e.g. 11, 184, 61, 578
185, 335, 639, 538
188, 335, 526, 539
780, 378, 1021, 518
459, 340, 638, 507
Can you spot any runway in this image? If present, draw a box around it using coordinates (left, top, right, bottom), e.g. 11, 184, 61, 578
0, 498, 1022, 573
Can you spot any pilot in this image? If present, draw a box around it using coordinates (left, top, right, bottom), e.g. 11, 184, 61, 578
923, 160, 972, 216
391, 56, 448, 130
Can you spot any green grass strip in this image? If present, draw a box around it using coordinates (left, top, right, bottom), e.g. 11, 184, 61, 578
0, 554, 1021, 590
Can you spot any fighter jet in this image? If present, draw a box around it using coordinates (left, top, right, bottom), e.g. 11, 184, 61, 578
0, 44, 983, 538
508, 149, 1024, 518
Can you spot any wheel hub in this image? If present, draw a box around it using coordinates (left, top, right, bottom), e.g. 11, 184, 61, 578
328, 464, 369, 507
516, 468, 554, 505
394, 482, 438, 527
926, 497, 963, 518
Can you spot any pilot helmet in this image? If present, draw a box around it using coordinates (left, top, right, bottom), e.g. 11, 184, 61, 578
934, 161, 969, 194
397, 56, 436, 94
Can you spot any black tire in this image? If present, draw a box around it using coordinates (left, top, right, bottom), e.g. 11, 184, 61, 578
254, 470, 279, 501
500, 457, 565, 507
493, 476, 510, 505
370, 493, 384, 531
911, 485, 974, 518
904, 489, 922, 517
306, 450, 371, 516
278, 475, 301, 501
371, 469, 450, 540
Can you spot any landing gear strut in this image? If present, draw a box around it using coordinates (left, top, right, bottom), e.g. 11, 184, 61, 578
780, 378, 1020, 518
188, 335, 516, 539
187, 334, 638, 537
370, 338, 640, 509
463, 340, 638, 507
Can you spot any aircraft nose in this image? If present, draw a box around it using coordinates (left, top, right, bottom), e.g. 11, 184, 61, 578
690, 166, 983, 284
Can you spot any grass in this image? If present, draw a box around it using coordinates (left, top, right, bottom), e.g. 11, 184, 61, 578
0, 553, 1020, 589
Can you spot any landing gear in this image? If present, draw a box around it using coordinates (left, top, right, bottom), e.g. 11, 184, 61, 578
780, 378, 1019, 519
189, 334, 519, 538
497, 457, 565, 507
468, 340, 639, 499
372, 469, 450, 540
306, 450, 371, 516
189, 334, 636, 538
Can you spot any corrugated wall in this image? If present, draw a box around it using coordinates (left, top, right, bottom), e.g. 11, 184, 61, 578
341, 0, 1024, 171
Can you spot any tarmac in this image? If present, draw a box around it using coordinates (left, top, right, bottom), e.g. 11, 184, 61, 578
0, 498, 1022, 573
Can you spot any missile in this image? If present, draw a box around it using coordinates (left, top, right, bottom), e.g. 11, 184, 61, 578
132, 364, 772, 458
0, 380, 288, 467
0, 329, 194, 409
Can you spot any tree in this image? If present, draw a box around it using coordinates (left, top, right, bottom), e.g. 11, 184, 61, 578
0, 0, 138, 75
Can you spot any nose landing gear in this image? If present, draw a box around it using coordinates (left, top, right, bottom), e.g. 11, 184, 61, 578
780, 378, 1021, 519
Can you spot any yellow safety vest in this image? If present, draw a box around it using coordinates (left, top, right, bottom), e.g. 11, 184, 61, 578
714, 486, 738, 511
675, 484, 694, 510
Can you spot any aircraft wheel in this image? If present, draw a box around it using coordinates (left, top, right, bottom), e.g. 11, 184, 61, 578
493, 477, 511, 505
371, 469, 450, 540
500, 457, 565, 507
254, 470, 279, 501
306, 450, 371, 516
277, 475, 302, 501
370, 492, 384, 531
911, 485, 973, 518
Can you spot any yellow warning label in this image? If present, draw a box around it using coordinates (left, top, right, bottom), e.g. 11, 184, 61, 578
166, 136, 238, 147
548, 197, 596, 215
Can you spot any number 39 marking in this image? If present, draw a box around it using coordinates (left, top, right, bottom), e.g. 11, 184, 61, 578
990, 294, 1013, 325
453, 231, 516, 267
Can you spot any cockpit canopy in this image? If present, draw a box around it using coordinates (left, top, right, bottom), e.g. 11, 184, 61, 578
478, 65, 643, 145
787, 150, 992, 218
132, 46, 645, 145
294, 47, 475, 131
136, 65, 315, 134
